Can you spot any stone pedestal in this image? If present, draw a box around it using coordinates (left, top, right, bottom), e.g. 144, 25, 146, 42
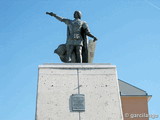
36, 63, 123, 120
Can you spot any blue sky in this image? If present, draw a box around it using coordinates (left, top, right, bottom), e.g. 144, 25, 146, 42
0, 0, 160, 119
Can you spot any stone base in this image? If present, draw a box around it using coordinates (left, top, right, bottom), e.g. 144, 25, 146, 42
36, 63, 123, 120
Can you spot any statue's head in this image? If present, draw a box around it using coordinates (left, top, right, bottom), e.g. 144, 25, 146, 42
74, 11, 82, 19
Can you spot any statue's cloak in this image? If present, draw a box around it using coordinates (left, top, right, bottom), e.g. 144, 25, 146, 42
54, 26, 88, 63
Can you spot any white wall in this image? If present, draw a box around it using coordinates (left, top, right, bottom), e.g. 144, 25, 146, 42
36, 63, 123, 120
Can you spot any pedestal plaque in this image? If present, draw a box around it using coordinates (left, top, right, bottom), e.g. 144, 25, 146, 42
71, 94, 85, 112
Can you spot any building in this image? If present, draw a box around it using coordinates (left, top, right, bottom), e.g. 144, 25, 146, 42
118, 79, 152, 120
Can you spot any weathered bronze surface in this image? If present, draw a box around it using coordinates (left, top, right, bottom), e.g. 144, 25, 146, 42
71, 94, 85, 111
46, 11, 97, 63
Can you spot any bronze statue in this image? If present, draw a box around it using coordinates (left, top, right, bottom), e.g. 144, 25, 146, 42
46, 11, 97, 63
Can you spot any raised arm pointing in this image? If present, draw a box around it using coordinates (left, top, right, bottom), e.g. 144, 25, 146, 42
46, 12, 64, 22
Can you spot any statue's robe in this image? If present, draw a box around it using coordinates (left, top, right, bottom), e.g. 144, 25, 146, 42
54, 26, 89, 63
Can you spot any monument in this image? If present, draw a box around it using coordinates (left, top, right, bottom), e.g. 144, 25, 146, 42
35, 11, 123, 120
46, 11, 97, 63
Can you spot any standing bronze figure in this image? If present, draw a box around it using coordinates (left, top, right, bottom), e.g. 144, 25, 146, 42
46, 11, 97, 63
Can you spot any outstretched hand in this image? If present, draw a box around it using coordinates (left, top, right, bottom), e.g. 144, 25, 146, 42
93, 37, 98, 42
46, 12, 56, 16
